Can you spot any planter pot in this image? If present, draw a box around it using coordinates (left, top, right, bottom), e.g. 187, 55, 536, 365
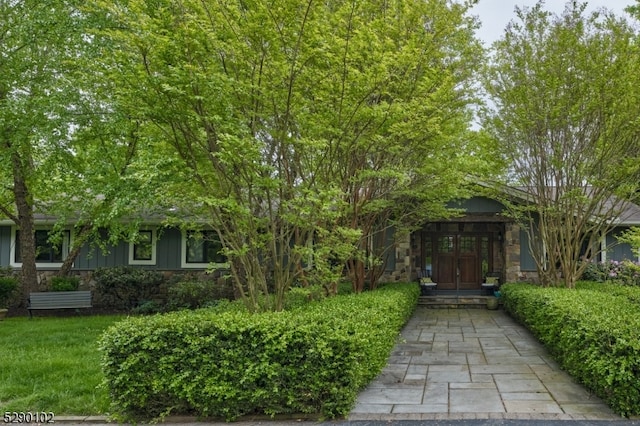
0, 308, 7, 320
486, 297, 499, 310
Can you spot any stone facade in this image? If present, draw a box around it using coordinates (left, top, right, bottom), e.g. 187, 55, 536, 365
381, 217, 528, 287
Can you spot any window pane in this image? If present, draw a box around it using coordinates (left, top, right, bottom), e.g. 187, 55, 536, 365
186, 233, 205, 263
460, 236, 476, 254
16, 230, 66, 263
438, 236, 454, 253
186, 231, 226, 264
133, 231, 153, 261
481, 236, 489, 277
424, 234, 433, 276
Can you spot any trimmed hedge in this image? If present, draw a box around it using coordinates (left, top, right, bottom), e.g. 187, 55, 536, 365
99, 282, 418, 421
501, 282, 640, 417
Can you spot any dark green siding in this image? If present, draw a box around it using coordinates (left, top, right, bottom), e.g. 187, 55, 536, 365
0, 226, 10, 267
519, 230, 537, 271
73, 227, 183, 270
607, 229, 638, 262
448, 196, 506, 214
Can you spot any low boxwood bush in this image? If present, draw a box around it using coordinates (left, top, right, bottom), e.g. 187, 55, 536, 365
93, 267, 164, 311
166, 278, 234, 310
50, 276, 80, 292
99, 282, 418, 421
501, 282, 640, 417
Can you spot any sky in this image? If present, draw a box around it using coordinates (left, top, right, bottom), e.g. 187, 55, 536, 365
470, 0, 636, 45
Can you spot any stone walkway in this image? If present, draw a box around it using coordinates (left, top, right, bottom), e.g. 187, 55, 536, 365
348, 307, 623, 421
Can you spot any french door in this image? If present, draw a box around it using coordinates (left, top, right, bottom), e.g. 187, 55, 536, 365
425, 234, 490, 291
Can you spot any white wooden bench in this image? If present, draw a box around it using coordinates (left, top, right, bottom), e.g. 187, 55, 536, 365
28, 291, 92, 318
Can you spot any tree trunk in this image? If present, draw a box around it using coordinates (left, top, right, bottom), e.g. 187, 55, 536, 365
12, 151, 38, 297
349, 258, 366, 293
58, 224, 93, 277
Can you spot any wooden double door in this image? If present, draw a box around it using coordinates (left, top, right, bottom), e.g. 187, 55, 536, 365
426, 233, 491, 291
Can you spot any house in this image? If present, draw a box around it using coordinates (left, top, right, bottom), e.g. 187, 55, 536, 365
0, 215, 229, 286
1, 188, 639, 291
379, 193, 640, 290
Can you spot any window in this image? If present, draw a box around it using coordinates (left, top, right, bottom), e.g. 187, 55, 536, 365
13, 229, 70, 267
128, 229, 157, 265
182, 230, 226, 268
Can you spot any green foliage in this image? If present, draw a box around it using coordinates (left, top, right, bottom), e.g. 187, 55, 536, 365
99, 282, 418, 421
483, 2, 640, 287
0, 277, 19, 308
131, 300, 164, 315
93, 267, 164, 311
166, 278, 234, 311
50, 276, 80, 292
282, 285, 326, 311
501, 282, 640, 417
617, 226, 640, 253
581, 260, 640, 286
89, 0, 489, 308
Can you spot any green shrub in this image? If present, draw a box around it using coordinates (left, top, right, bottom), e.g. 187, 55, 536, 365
501, 282, 640, 417
0, 276, 19, 308
99, 282, 418, 421
93, 267, 164, 311
167, 278, 234, 310
131, 300, 164, 315
581, 260, 640, 286
283, 285, 326, 311
50, 276, 80, 292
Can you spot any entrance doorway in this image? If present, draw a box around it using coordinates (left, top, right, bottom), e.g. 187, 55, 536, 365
421, 223, 499, 293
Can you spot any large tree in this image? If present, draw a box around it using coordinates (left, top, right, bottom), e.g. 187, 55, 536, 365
0, 1, 162, 296
92, 0, 489, 310
0, 0, 86, 293
483, 1, 640, 287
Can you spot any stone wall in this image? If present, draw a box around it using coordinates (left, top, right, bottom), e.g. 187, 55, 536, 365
378, 234, 413, 283
504, 222, 521, 283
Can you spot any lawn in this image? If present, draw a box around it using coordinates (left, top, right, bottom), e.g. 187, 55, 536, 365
0, 315, 123, 414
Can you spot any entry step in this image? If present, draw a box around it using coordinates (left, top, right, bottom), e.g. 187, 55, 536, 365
419, 295, 502, 309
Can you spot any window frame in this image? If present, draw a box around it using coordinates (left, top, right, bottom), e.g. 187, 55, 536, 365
11, 227, 72, 269
128, 229, 157, 266
180, 230, 228, 269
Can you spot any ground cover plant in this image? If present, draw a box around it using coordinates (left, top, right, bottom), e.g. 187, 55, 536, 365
501, 282, 640, 417
0, 315, 123, 414
99, 282, 419, 422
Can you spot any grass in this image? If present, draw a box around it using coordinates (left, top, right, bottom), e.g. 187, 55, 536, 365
0, 315, 123, 415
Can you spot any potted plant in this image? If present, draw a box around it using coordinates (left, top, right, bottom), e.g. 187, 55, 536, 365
0, 276, 19, 320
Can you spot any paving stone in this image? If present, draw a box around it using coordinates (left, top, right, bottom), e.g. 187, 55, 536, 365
406, 364, 428, 375
391, 404, 448, 414
490, 355, 547, 365
349, 308, 624, 422
561, 403, 617, 416
433, 332, 464, 342
450, 388, 504, 413
427, 364, 471, 383
501, 391, 554, 401
417, 331, 435, 342
355, 387, 424, 405
469, 364, 533, 374
503, 399, 563, 413
544, 380, 597, 402
494, 377, 547, 393
349, 403, 392, 414
412, 352, 467, 365
470, 373, 496, 383
465, 353, 487, 365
